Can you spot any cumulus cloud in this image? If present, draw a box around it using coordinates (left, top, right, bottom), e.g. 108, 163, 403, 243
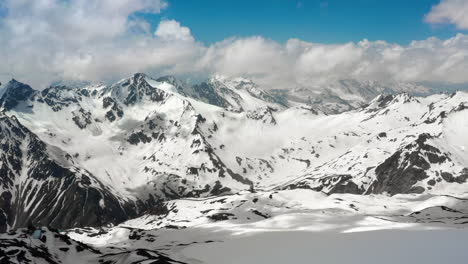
195, 35, 468, 88
1, 0, 468, 90
425, 0, 468, 29
155, 20, 194, 41
0, 0, 174, 85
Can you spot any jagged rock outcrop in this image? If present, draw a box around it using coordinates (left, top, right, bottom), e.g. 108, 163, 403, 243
0, 113, 138, 232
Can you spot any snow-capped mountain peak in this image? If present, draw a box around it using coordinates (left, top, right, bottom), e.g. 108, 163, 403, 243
1, 73, 468, 236
0, 79, 36, 111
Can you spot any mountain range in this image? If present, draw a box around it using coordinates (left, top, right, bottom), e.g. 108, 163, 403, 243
0, 73, 468, 263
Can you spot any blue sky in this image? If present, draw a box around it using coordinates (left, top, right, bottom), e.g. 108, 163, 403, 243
139, 0, 461, 45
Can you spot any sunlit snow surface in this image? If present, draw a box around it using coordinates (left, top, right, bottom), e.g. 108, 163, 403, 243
180, 229, 468, 264
66, 189, 468, 263
2, 75, 468, 263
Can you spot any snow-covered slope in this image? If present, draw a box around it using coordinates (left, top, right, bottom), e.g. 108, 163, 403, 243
0, 112, 139, 233
63, 189, 468, 263
2, 73, 468, 263
0, 73, 467, 234
270, 79, 432, 114
163, 75, 283, 112
0, 227, 185, 263
280, 93, 468, 196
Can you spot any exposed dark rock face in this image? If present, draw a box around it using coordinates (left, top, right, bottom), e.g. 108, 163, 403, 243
105, 110, 117, 122
374, 94, 396, 109
246, 107, 277, 124
282, 174, 365, 195
281, 131, 463, 196
101, 248, 187, 264
378, 132, 387, 138
127, 131, 152, 145
207, 212, 235, 221
367, 134, 448, 195
38, 86, 81, 112
0, 114, 139, 232
424, 99, 467, 124
72, 108, 92, 129
0, 80, 36, 111
0, 228, 186, 263
191, 127, 253, 187
188, 79, 249, 111
192, 82, 234, 109
103, 96, 124, 122
326, 176, 364, 194
117, 73, 168, 105
441, 170, 468, 184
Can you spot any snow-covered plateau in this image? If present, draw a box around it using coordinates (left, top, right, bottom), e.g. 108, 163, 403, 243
1, 73, 468, 263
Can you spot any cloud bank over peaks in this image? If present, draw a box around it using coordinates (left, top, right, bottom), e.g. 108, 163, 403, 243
1, 0, 468, 90
195, 35, 468, 89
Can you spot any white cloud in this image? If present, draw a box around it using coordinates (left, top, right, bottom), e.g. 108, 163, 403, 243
155, 19, 194, 41
425, 0, 468, 29
195, 35, 468, 88
1, 0, 468, 90
0, 0, 172, 85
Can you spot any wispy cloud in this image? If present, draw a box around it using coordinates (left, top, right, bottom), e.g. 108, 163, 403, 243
425, 0, 468, 29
